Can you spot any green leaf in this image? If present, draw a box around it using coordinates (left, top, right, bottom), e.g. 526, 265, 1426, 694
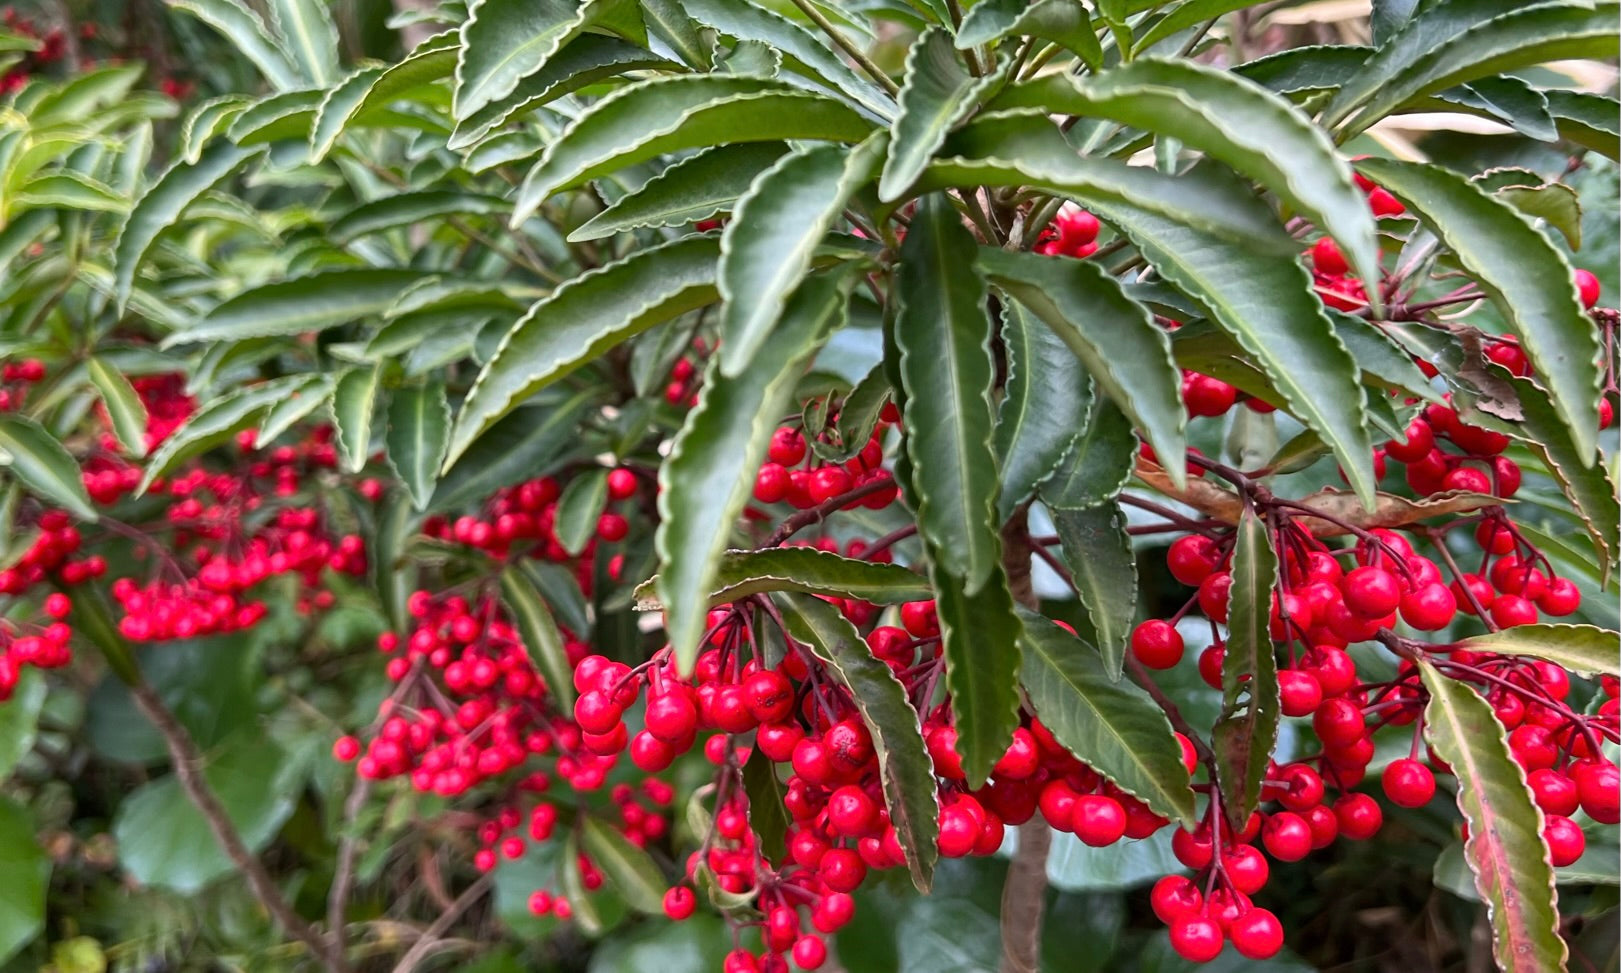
1330, 1, 1620, 138
570, 142, 788, 241
257, 374, 333, 444
269, 0, 340, 86
87, 357, 150, 459
635, 547, 931, 609
1327, 310, 1442, 403
1546, 89, 1620, 161
433, 390, 598, 512
114, 734, 304, 894
450, 35, 677, 150
16, 171, 127, 212
1040, 397, 1136, 510
163, 268, 420, 347
0, 797, 47, 966
995, 60, 1382, 298
776, 591, 939, 892
555, 468, 609, 557
1211, 507, 1279, 831
979, 249, 1185, 490
1235, 44, 1370, 97
511, 76, 874, 225
677, 0, 894, 119
384, 381, 451, 510
1132, 0, 1268, 54
560, 830, 605, 936
1017, 609, 1196, 828
166, 0, 302, 91
579, 814, 667, 914
930, 566, 1023, 789
1420, 76, 1558, 144
742, 747, 791, 864
879, 28, 997, 202
655, 272, 848, 673
113, 140, 259, 313
1418, 662, 1568, 973
137, 378, 306, 493
825, 364, 890, 463
454, 0, 624, 123
1090, 199, 1377, 507
373, 489, 417, 634
0, 415, 97, 522
332, 366, 382, 474
222, 87, 324, 146
501, 562, 579, 711
718, 137, 881, 376
994, 299, 1093, 521
312, 31, 460, 156
331, 191, 507, 243
956, 0, 1101, 69
1357, 158, 1602, 464
1454, 624, 1620, 678
895, 195, 1000, 591
448, 235, 721, 470
1494, 182, 1582, 250
1372, 0, 1422, 45
1052, 504, 1137, 681
0, 670, 45, 781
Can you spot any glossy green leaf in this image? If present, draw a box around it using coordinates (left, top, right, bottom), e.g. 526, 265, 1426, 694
1546, 89, 1620, 160
331, 190, 507, 243
165, 0, 302, 91
1211, 508, 1279, 831
1358, 158, 1602, 464
332, 365, 382, 474
0, 670, 45, 781
677, 0, 894, 119
313, 31, 460, 154
257, 373, 333, 444
1327, 311, 1442, 403
956, 0, 1101, 68
555, 468, 609, 557
994, 60, 1382, 298
448, 235, 721, 469
571, 142, 788, 241
137, 378, 306, 493
1419, 662, 1567, 973
454, 0, 623, 123
0, 797, 47, 966
825, 364, 890, 464
1331, 1, 1620, 138
636, 547, 931, 609
433, 389, 597, 511
1040, 397, 1136, 510
656, 272, 847, 673
777, 591, 939, 891
880, 28, 997, 202
163, 269, 420, 347
384, 381, 451, 510
501, 562, 579, 709
994, 298, 1093, 521
1494, 182, 1582, 250
0, 415, 97, 522
979, 248, 1185, 490
1235, 44, 1369, 97
742, 747, 791, 863
1052, 503, 1136, 681
560, 830, 605, 935
929, 566, 1023, 789
224, 88, 323, 145
1089, 200, 1377, 507
512, 76, 873, 225
269, 0, 340, 86
16, 172, 126, 212
113, 140, 259, 313
1017, 609, 1197, 827
1132, 0, 1268, 53
1454, 624, 1620, 678
580, 814, 667, 914
719, 137, 881, 376
87, 357, 150, 459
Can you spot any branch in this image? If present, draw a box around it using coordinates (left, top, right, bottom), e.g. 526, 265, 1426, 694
998, 823, 1052, 973
388, 873, 493, 973
786, 0, 901, 97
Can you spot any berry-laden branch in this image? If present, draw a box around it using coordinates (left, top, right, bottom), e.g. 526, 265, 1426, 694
998, 516, 1050, 973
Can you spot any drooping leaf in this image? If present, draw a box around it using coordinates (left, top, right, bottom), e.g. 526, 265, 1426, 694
87, 357, 150, 459
1419, 662, 1567, 973
634, 547, 931, 609
993, 60, 1382, 297
955, 0, 1101, 69
994, 298, 1094, 521
224, 88, 324, 145
895, 196, 1001, 591
743, 745, 791, 864
1089, 199, 1377, 507
1493, 182, 1582, 250
555, 468, 609, 557
166, 0, 302, 91
0, 415, 98, 522
559, 830, 605, 936
268, 0, 340, 87
1040, 397, 1137, 511
1545, 89, 1620, 161
826, 364, 890, 464
1358, 158, 1602, 465
1453, 624, 1619, 678
570, 142, 789, 241
113, 140, 259, 313
511, 76, 873, 225
979, 249, 1185, 490
312, 31, 460, 155
879, 28, 999, 202
0, 670, 45, 781
1211, 508, 1279, 831
433, 389, 598, 511
1327, 311, 1443, 403
331, 365, 382, 474
448, 235, 721, 469
718, 137, 882, 376
579, 814, 667, 914
137, 378, 307, 492
1017, 609, 1197, 827
15, 172, 127, 212
776, 591, 939, 892
258, 373, 333, 444
454, 0, 626, 124
656, 272, 848, 673
1052, 504, 1137, 681
929, 566, 1023, 789
384, 382, 451, 510
501, 562, 579, 709
162, 269, 421, 347
0, 797, 47, 966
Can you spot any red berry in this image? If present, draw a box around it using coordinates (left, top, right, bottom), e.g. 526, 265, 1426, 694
1150, 875, 1203, 923
1278, 669, 1323, 718
1543, 813, 1585, 867
1381, 758, 1436, 808
332, 735, 360, 762
1131, 619, 1185, 670
1262, 811, 1313, 862
1167, 534, 1223, 586
792, 934, 827, 970
1575, 268, 1602, 308
1169, 916, 1225, 963
1229, 908, 1285, 960
1070, 795, 1127, 847
1310, 237, 1348, 275
1333, 793, 1383, 840
1342, 567, 1400, 617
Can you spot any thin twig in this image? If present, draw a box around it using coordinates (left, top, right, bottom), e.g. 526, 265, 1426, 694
786, 0, 901, 97
388, 873, 493, 973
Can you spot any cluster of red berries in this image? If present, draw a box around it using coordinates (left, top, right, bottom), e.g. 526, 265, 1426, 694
0, 358, 45, 411
751, 418, 900, 512
0, 591, 73, 700
1034, 205, 1101, 258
